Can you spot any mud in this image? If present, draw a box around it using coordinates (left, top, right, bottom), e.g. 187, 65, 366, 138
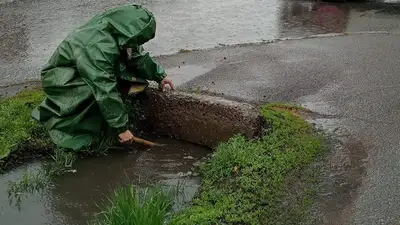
138, 88, 263, 148
0, 137, 211, 225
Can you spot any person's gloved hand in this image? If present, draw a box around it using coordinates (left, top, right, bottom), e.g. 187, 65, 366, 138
119, 130, 135, 144
159, 77, 175, 91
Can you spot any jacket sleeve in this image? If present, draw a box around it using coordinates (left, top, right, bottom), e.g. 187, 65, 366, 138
127, 46, 166, 83
76, 43, 128, 133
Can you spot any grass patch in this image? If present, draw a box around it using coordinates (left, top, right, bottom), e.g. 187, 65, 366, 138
170, 104, 325, 225
91, 184, 176, 225
0, 89, 53, 166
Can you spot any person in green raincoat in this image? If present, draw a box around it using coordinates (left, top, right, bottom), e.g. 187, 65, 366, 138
32, 4, 174, 151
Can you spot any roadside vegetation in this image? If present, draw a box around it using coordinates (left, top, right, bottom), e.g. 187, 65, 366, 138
1, 90, 326, 225
91, 185, 176, 225
0, 89, 53, 169
89, 104, 325, 225
170, 104, 325, 224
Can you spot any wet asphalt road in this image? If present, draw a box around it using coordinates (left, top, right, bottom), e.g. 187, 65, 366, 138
161, 33, 400, 224
1, 0, 400, 85
2, 0, 400, 224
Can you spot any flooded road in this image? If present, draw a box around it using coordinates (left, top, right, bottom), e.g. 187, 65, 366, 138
1, 0, 400, 85
0, 138, 210, 225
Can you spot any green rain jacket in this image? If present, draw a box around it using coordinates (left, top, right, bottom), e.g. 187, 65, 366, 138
32, 4, 166, 150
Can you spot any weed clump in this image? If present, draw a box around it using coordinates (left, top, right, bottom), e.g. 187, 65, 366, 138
171, 104, 325, 225
91, 185, 175, 225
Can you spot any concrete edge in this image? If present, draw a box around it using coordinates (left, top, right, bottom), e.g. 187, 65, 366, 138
136, 88, 264, 148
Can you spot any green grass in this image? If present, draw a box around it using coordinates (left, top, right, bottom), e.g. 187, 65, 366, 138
170, 104, 325, 225
91, 185, 175, 225
0, 90, 51, 161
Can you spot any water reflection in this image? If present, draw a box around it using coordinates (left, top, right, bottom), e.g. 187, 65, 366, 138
0, 138, 209, 225
277, 1, 350, 37
46, 138, 208, 225
1, 0, 400, 85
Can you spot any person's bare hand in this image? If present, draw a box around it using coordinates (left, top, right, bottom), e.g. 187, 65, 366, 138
118, 130, 135, 144
159, 77, 175, 91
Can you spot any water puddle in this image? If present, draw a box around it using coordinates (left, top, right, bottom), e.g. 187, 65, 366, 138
2, 0, 400, 85
0, 138, 211, 225
304, 115, 368, 224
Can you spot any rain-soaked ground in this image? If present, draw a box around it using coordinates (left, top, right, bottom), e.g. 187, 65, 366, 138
2, 0, 400, 224
1, 0, 400, 85
0, 138, 211, 225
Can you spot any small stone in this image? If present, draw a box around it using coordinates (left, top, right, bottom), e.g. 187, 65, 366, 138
184, 156, 194, 160
177, 172, 185, 177
192, 172, 199, 176
192, 161, 201, 167
186, 171, 192, 176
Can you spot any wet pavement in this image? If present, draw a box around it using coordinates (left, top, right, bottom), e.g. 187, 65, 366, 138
0, 138, 210, 225
1, 0, 400, 85
160, 33, 400, 224
2, 0, 400, 224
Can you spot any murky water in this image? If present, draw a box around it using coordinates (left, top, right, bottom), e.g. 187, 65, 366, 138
1, 0, 400, 85
0, 138, 211, 225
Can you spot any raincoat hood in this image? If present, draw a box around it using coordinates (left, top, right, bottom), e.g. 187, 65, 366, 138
94, 4, 156, 48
